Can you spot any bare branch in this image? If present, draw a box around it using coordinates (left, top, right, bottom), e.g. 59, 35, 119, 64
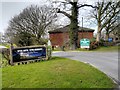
101, 2, 111, 14
78, 4, 98, 9
57, 9, 72, 18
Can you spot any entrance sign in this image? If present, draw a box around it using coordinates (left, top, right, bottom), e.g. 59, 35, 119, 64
80, 38, 90, 48
12, 46, 47, 63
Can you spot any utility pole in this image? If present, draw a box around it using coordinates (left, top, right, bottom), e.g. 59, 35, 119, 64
82, 17, 83, 39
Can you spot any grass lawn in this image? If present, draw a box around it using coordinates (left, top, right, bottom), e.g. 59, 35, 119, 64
53, 46, 119, 52
92, 46, 119, 52
2, 57, 116, 88
76, 46, 119, 52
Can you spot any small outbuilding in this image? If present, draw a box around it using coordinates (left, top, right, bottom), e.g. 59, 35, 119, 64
48, 25, 94, 48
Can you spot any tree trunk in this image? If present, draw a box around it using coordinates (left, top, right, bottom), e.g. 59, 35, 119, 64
69, 2, 79, 50
70, 43, 76, 50
96, 27, 102, 42
96, 32, 100, 42
105, 31, 109, 41
96, 20, 101, 42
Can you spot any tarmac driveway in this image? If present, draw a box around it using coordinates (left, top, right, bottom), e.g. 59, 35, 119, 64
52, 51, 119, 85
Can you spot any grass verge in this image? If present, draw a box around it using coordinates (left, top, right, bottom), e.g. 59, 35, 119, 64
53, 46, 119, 52
76, 46, 119, 52
92, 46, 119, 52
2, 57, 116, 88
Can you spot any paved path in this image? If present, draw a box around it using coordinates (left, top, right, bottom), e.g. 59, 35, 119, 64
52, 51, 119, 85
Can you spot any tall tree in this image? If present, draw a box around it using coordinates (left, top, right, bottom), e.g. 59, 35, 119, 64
5, 5, 57, 46
109, 14, 120, 41
90, 1, 120, 42
105, 14, 120, 41
53, 0, 95, 50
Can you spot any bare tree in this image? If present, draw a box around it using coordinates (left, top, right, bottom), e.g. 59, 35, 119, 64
90, 1, 120, 42
105, 14, 120, 40
5, 5, 57, 46
52, 0, 96, 50
110, 14, 120, 41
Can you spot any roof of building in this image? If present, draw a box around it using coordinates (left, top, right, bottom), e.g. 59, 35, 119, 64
48, 25, 94, 33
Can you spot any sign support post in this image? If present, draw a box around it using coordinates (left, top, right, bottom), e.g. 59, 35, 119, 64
10, 43, 14, 65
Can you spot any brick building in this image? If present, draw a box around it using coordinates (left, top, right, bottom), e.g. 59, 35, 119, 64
48, 25, 94, 48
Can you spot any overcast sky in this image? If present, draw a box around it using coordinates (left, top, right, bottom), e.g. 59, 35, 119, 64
0, 0, 97, 34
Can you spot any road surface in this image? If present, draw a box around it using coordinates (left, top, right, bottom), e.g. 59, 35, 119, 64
52, 51, 119, 85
